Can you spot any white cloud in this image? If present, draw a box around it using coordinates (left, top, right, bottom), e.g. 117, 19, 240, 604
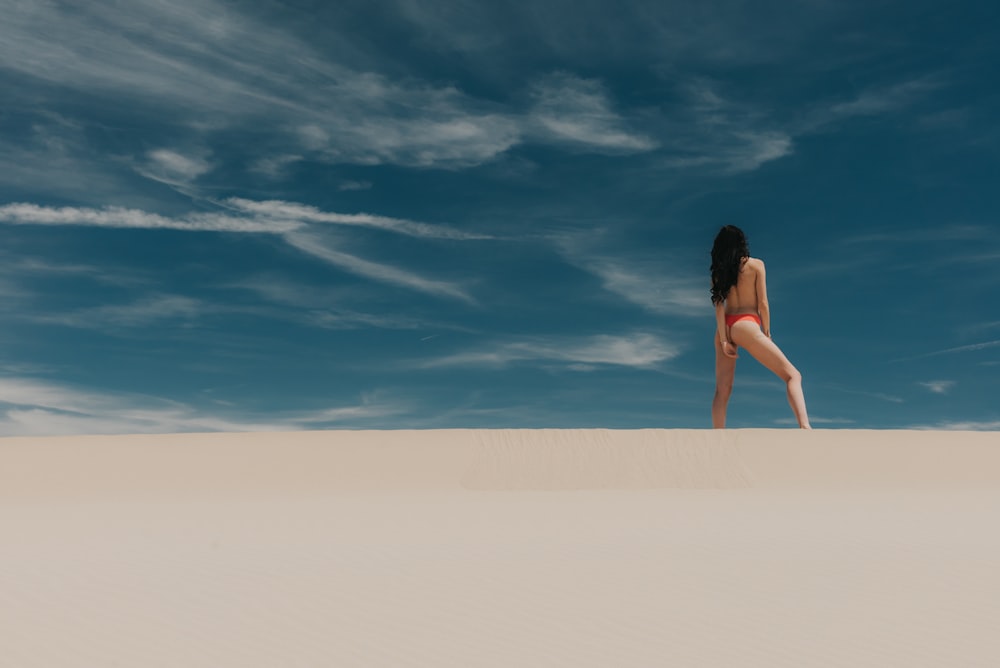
827, 78, 941, 119
294, 393, 411, 428
657, 80, 794, 173
894, 340, 1000, 362
225, 198, 490, 240
0, 0, 524, 169
226, 276, 467, 331
794, 76, 943, 137
0, 407, 275, 437
0, 1, 940, 185
0, 199, 484, 240
0, 120, 133, 201
250, 154, 304, 178
303, 310, 431, 331
24, 295, 206, 330
0, 200, 482, 302
656, 74, 936, 175
282, 232, 476, 304
555, 234, 707, 316
0, 377, 281, 436
0, 202, 297, 233
722, 132, 793, 172
0, 377, 410, 436
823, 384, 904, 404
147, 149, 212, 180
529, 73, 658, 152
134, 149, 214, 191
323, 113, 523, 168
918, 380, 955, 394
582, 258, 706, 316
421, 333, 680, 369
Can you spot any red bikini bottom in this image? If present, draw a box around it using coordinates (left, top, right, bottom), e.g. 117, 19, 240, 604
725, 313, 762, 328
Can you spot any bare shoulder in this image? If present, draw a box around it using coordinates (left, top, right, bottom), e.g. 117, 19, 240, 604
747, 257, 766, 272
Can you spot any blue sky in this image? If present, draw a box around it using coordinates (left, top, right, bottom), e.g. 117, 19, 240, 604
1, 0, 998, 435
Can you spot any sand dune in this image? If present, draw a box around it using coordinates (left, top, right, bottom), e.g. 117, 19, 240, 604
2, 429, 999, 666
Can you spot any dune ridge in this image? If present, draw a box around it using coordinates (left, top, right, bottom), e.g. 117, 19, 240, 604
2, 429, 998, 498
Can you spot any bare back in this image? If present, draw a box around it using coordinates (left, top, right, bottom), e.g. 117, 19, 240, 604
722, 257, 764, 316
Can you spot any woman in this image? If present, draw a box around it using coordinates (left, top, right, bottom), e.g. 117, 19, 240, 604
710, 225, 811, 429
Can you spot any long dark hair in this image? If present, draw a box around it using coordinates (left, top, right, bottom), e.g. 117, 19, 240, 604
710, 225, 749, 305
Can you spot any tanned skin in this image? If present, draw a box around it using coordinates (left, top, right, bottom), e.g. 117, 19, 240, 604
713, 257, 811, 429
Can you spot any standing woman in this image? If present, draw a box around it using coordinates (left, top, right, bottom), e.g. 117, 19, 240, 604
710, 225, 811, 429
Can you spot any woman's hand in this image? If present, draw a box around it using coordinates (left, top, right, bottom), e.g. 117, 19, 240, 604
721, 341, 739, 359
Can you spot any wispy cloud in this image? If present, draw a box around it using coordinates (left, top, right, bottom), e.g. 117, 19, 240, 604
24, 295, 206, 331
0, 119, 136, 202
658, 132, 793, 173
249, 154, 304, 179
657, 80, 794, 173
961, 320, 1000, 337
578, 257, 706, 316
528, 73, 657, 152
227, 276, 474, 331
5, 255, 127, 280
283, 232, 476, 304
11, 1, 815, 182
825, 77, 942, 121
0, 377, 284, 436
0, 202, 296, 233
420, 333, 679, 369
893, 340, 1000, 362
225, 198, 491, 240
0, 0, 523, 169
0, 377, 412, 436
314, 113, 522, 168
918, 380, 956, 394
831, 224, 1000, 278
790, 76, 944, 140
1, 200, 481, 302
293, 396, 409, 424
653, 74, 937, 175
0, 0, 944, 189
133, 148, 214, 193
555, 234, 706, 316
822, 384, 905, 404
1, 200, 486, 239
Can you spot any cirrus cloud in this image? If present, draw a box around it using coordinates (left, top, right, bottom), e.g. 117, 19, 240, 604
419, 332, 680, 370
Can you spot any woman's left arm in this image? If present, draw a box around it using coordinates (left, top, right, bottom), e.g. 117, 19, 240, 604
715, 302, 728, 343
715, 302, 737, 357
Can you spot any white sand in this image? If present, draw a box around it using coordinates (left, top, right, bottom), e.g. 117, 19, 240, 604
2, 429, 999, 666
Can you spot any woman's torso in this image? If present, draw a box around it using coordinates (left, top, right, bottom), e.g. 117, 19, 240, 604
723, 257, 760, 315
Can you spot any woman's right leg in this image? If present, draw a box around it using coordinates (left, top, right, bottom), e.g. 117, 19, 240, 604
729, 322, 811, 429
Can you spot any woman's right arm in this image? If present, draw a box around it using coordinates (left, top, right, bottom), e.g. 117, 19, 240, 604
755, 259, 771, 338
